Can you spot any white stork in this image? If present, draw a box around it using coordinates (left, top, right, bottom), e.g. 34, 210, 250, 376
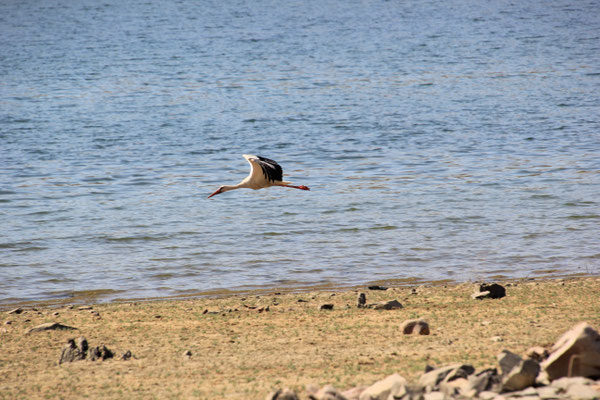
207, 154, 310, 198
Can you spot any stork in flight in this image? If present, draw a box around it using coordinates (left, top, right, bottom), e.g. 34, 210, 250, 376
208, 155, 310, 199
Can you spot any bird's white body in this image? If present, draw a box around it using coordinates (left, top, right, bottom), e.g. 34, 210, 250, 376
240, 154, 291, 189
208, 155, 310, 198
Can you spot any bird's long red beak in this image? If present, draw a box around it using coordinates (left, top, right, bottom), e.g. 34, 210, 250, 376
207, 188, 222, 199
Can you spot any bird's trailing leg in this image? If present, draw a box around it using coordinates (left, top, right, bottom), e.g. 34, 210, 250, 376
278, 184, 310, 191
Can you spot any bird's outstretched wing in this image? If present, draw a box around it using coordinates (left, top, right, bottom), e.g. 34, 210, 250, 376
243, 154, 283, 183
256, 156, 283, 182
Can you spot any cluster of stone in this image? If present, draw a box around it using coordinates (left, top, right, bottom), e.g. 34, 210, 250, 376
267, 322, 600, 400
58, 336, 132, 364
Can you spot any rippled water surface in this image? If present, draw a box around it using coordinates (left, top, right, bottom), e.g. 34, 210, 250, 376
1, 0, 599, 304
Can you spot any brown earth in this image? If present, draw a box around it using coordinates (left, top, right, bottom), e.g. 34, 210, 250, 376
1, 277, 599, 399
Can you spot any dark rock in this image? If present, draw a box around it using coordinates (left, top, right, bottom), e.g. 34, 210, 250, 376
369, 300, 403, 310
297, 299, 309, 303
8, 307, 23, 315
481, 283, 506, 298
76, 336, 88, 353
465, 368, 502, 396
400, 319, 430, 335
78, 306, 93, 311
473, 283, 506, 300
498, 350, 523, 376
319, 304, 334, 310
497, 350, 540, 392
367, 285, 388, 291
266, 388, 299, 400
419, 364, 475, 390
183, 350, 192, 358
357, 293, 366, 308
121, 350, 132, 360
59, 337, 88, 364
25, 322, 77, 334
89, 345, 114, 361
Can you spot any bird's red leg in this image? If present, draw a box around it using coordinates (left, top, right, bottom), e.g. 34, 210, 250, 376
278, 184, 310, 191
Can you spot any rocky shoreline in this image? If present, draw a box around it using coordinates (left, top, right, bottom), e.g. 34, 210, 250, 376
2, 277, 599, 399
268, 321, 600, 400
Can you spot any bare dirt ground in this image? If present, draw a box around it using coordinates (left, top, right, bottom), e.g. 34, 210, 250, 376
1, 277, 599, 399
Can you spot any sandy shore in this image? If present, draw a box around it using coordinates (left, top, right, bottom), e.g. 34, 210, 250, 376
1, 276, 599, 399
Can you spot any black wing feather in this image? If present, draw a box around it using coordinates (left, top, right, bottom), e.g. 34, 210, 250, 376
256, 156, 283, 182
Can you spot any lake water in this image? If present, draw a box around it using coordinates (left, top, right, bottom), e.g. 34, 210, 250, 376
1, 0, 599, 305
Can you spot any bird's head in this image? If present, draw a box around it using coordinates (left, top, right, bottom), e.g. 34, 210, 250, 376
207, 186, 224, 199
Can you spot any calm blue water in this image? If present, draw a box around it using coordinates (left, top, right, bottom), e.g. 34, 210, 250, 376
1, 0, 599, 305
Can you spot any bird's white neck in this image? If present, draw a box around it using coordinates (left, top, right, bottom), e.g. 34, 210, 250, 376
221, 182, 251, 192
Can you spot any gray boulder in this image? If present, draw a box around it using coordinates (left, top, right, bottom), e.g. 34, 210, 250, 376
359, 373, 407, 400
464, 368, 502, 396
497, 350, 540, 392
541, 322, 600, 380
418, 364, 475, 390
